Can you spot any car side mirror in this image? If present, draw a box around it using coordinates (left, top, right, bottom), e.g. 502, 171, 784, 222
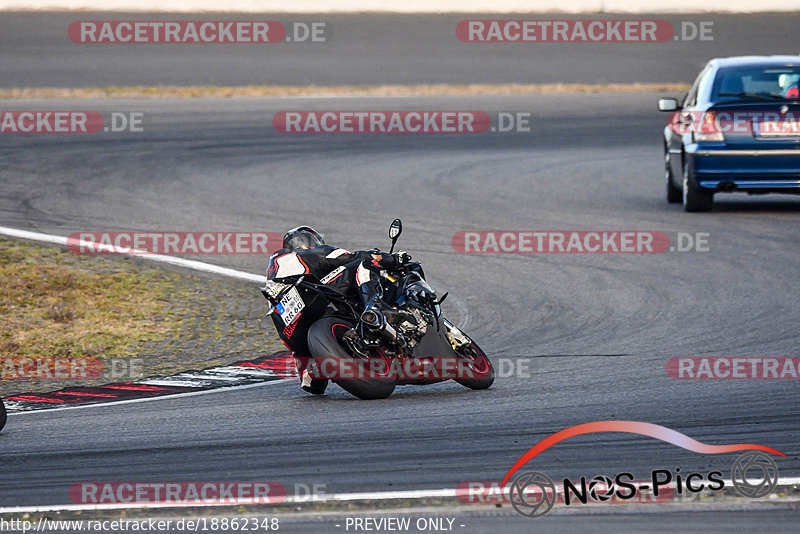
658, 98, 680, 112
388, 219, 402, 253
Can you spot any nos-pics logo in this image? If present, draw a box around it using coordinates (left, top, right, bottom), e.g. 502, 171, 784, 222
503, 421, 782, 518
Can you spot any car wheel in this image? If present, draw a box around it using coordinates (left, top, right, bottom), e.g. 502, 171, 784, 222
682, 160, 713, 212
665, 149, 681, 203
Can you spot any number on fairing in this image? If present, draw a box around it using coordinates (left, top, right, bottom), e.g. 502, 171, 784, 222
276, 287, 305, 326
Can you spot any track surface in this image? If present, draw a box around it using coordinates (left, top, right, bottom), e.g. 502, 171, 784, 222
275, 509, 800, 533
1, 12, 800, 531
1, 93, 798, 516
2, 13, 800, 87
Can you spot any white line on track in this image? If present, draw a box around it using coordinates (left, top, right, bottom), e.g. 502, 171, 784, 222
2, 479, 800, 514
0, 489, 454, 514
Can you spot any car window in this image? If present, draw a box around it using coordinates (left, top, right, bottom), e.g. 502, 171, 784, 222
712, 66, 800, 100
684, 65, 710, 108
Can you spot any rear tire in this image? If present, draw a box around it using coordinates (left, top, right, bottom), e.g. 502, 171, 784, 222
665, 150, 681, 203
0, 399, 6, 432
454, 341, 494, 390
683, 159, 713, 212
307, 317, 396, 400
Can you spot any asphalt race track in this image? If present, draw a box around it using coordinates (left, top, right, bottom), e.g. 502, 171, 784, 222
1, 13, 800, 533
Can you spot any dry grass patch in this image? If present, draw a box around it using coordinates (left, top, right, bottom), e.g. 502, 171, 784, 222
0, 238, 181, 360
0, 83, 690, 100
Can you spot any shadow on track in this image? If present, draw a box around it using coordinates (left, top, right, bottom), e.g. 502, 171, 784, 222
712, 198, 800, 212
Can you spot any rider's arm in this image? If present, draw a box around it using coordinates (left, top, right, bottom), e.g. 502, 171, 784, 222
267, 248, 402, 282
309, 248, 398, 272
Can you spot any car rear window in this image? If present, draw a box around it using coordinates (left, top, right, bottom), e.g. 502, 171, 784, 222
711, 66, 800, 101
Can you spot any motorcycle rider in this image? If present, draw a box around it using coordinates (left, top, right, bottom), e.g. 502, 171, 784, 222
266, 226, 411, 395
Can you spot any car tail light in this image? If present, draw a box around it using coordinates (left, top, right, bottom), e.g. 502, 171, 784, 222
695, 111, 724, 142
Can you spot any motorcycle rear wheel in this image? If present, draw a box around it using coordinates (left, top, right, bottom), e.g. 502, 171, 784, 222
307, 317, 397, 400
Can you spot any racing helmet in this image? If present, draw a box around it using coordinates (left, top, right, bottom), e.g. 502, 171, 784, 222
283, 226, 324, 251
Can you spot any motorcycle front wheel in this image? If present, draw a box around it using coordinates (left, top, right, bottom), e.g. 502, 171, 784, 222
0, 398, 7, 432
453, 340, 495, 390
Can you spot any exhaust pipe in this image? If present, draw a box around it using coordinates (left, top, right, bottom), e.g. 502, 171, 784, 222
718, 182, 737, 192
361, 309, 399, 341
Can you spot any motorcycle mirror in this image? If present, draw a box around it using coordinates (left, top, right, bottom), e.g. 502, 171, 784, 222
388, 219, 402, 253
389, 219, 402, 240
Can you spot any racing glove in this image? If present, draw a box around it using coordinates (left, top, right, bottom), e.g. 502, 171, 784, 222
393, 251, 412, 265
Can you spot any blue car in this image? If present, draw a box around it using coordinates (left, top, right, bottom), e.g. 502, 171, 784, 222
659, 56, 800, 211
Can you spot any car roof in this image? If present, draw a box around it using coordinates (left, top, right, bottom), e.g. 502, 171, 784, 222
710, 55, 800, 69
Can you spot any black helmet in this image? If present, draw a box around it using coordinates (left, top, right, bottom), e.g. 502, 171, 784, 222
283, 226, 324, 251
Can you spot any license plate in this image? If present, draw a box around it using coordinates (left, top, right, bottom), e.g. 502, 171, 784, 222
275, 287, 305, 326
755, 120, 800, 137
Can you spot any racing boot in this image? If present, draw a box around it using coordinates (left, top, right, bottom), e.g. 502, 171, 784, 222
295, 354, 328, 395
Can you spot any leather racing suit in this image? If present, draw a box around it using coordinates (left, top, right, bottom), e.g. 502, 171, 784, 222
266, 244, 401, 388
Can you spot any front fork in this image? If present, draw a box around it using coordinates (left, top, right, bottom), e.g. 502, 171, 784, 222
443, 318, 471, 349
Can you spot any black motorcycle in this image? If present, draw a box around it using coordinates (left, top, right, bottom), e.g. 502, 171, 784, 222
261, 219, 494, 399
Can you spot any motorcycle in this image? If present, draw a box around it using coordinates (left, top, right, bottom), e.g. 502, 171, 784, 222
261, 219, 494, 400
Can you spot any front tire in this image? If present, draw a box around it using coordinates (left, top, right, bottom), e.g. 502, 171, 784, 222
683, 159, 713, 212
307, 317, 396, 400
0, 399, 6, 432
454, 341, 494, 390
